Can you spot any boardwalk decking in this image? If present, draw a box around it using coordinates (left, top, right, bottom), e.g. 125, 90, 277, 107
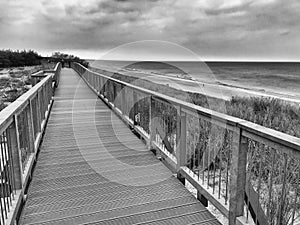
20, 68, 221, 225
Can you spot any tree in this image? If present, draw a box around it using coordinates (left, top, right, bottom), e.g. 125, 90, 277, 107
50, 52, 89, 67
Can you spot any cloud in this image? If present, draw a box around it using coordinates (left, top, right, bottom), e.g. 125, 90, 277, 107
0, 0, 299, 60
204, 1, 253, 16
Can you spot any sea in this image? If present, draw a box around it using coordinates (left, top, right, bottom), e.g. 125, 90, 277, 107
88, 60, 300, 103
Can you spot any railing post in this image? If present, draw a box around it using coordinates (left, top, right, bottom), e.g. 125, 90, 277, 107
176, 108, 186, 185
36, 92, 42, 133
7, 118, 23, 190
112, 82, 116, 105
103, 80, 106, 98
92, 72, 95, 87
92, 73, 95, 88
107, 80, 111, 102
121, 85, 126, 113
133, 91, 138, 125
26, 102, 35, 153
48, 78, 53, 103
100, 76, 103, 95
229, 127, 248, 225
148, 95, 153, 150
41, 89, 45, 121
96, 76, 100, 94
100, 77, 103, 96
98, 76, 101, 94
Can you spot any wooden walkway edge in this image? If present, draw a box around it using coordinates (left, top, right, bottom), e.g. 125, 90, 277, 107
19, 68, 221, 225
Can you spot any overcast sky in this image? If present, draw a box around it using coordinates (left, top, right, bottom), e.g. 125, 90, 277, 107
1, 0, 299, 61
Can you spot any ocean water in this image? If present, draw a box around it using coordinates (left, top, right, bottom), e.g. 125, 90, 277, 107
89, 60, 300, 103
207, 62, 300, 98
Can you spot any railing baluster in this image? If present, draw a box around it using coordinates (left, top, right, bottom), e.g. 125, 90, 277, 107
291, 170, 299, 225
213, 142, 217, 194
0, 135, 10, 212
0, 185, 5, 223
256, 143, 263, 225
5, 130, 16, 197
2, 134, 12, 206
148, 96, 153, 150
133, 91, 138, 125
267, 148, 276, 224
0, 134, 8, 219
177, 109, 186, 184
207, 141, 210, 189
36, 92, 42, 133
31, 97, 38, 139
97, 75, 100, 94
218, 150, 222, 199
202, 143, 205, 185
27, 101, 35, 153
246, 141, 253, 223
197, 136, 201, 181
277, 153, 288, 225
193, 134, 197, 173
121, 85, 126, 114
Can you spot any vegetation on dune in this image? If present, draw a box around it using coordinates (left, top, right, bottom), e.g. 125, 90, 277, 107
227, 96, 300, 137
0, 65, 47, 111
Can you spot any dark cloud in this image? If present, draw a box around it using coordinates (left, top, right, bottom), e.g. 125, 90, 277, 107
0, 0, 299, 60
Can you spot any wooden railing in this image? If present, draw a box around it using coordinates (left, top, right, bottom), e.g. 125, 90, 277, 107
31, 62, 61, 87
0, 62, 61, 225
72, 62, 300, 225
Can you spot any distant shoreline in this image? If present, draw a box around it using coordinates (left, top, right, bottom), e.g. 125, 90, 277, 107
92, 64, 300, 105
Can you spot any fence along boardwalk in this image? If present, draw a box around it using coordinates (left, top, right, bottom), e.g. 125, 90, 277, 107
19, 68, 220, 225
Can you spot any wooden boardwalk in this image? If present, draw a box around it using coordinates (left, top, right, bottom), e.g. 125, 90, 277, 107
20, 68, 221, 225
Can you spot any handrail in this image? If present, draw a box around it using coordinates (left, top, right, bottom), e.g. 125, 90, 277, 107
72, 62, 300, 225
0, 62, 61, 225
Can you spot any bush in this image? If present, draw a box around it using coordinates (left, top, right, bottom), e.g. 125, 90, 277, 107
0, 49, 41, 68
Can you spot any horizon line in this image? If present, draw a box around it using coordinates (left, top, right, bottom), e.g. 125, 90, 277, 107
85, 58, 300, 63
